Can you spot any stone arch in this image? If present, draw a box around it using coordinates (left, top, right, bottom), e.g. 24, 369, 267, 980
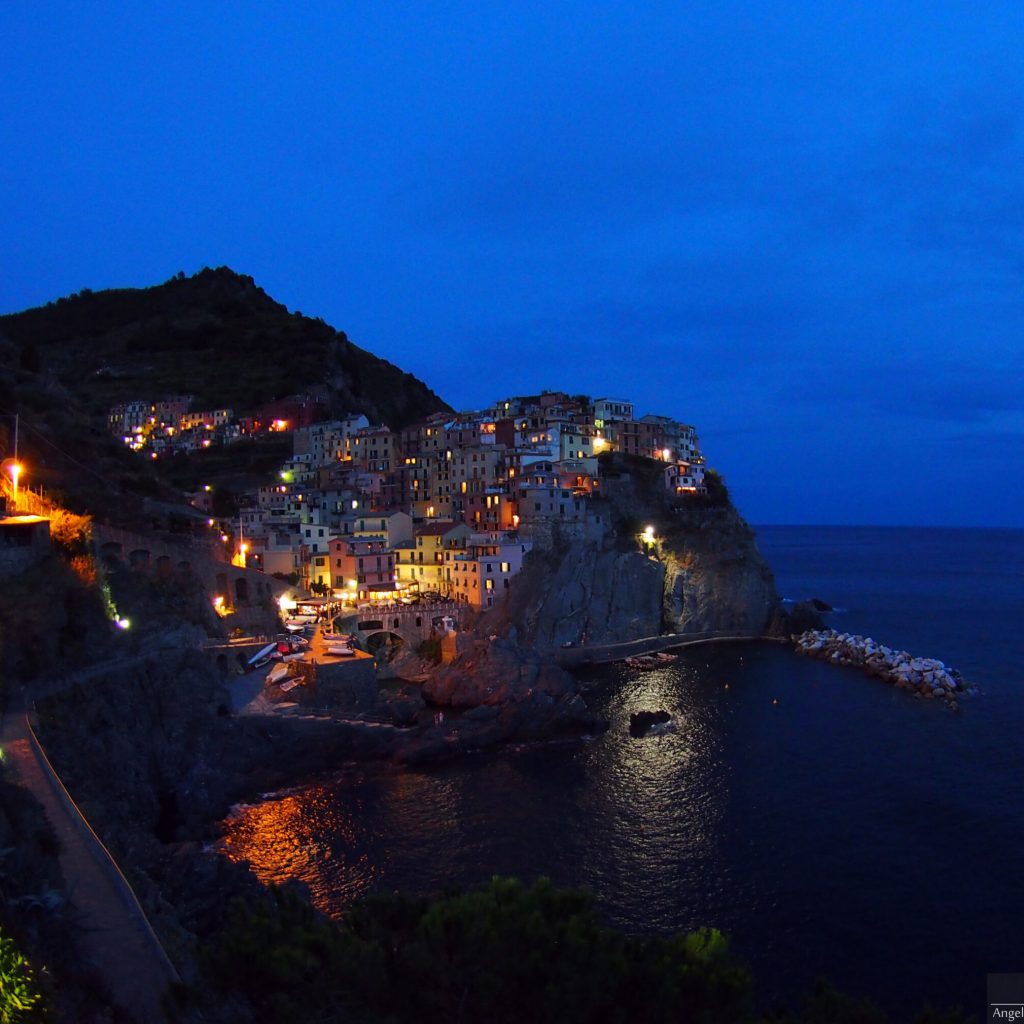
234, 577, 249, 604
99, 541, 123, 565
365, 631, 406, 654
129, 548, 151, 569
156, 555, 172, 576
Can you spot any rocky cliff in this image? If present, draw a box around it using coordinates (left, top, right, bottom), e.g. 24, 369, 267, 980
658, 505, 780, 635
501, 460, 782, 648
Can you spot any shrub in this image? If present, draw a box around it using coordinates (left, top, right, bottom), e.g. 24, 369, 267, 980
0, 930, 45, 1023
47, 509, 92, 555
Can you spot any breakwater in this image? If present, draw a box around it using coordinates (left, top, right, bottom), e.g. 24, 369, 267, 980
793, 629, 976, 707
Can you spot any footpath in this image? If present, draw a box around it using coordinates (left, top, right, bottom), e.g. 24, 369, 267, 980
550, 629, 782, 668
0, 690, 178, 1022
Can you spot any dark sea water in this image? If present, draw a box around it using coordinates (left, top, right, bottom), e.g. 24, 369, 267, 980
219, 526, 1024, 1018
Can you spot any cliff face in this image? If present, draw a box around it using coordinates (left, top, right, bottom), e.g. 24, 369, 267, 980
510, 545, 666, 647
658, 506, 779, 635
503, 466, 781, 648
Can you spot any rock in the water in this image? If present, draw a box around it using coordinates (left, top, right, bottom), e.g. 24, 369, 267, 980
629, 709, 672, 737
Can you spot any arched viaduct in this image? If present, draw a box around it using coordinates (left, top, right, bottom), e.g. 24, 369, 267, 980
93, 524, 291, 624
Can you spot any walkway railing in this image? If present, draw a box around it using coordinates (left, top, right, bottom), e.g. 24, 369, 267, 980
23, 705, 180, 986
550, 629, 784, 667
1, 477, 57, 517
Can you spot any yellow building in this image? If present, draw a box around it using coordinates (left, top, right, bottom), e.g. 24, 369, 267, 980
398, 521, 471, 595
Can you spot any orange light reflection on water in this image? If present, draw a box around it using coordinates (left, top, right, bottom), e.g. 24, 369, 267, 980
217, 788, 382, 914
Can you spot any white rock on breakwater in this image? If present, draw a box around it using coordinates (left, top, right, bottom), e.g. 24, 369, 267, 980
793, 629, 977, 708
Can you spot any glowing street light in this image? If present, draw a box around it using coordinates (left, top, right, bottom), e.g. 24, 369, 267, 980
2, 459, 22, 504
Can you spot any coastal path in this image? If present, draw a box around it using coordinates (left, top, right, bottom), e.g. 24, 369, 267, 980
0, 690, 179, 1022
550, 629, 787, 668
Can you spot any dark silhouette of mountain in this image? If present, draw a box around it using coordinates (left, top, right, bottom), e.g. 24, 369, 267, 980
0, 266, 451, 430
0, 268, 451, 520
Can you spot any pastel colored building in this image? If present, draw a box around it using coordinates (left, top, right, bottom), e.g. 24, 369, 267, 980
444, 532, 532, 609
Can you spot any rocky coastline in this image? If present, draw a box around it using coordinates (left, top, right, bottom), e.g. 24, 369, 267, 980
793, 629, 977, 708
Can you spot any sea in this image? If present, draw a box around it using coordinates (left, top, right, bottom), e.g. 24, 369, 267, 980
218, 526, 1024, 1019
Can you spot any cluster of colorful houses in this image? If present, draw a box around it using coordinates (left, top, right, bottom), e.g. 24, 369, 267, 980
107, 392, 324, 455
111, 391, 706, 609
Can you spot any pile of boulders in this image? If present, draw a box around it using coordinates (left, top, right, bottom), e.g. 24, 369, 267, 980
793, 629, 977, 708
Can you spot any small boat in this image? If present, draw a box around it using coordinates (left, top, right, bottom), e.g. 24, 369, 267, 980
282, 652, 305, 662
625, 651, 677, 670
265, 663, 290, 685
625, 655, 658, 670
279, 678, 302, 693
327, 644, 355, 657
248, 642, 277, 668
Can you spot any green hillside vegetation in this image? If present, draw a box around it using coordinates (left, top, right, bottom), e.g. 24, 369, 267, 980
0, 267, 451, 521
0, 266, 449, 429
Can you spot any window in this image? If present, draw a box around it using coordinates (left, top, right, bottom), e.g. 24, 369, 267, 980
500, 562, 510, 572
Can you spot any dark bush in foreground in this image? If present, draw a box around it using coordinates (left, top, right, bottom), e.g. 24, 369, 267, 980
181, 877, 752, 1024
172, 877, 972, 1024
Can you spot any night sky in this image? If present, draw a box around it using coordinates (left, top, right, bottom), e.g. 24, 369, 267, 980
3, 4, 1022, 526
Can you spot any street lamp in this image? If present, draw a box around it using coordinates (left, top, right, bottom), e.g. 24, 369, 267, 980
2, 459, 22, 506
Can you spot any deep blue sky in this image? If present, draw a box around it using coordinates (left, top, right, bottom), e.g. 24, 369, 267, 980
3, 3, 1023, 526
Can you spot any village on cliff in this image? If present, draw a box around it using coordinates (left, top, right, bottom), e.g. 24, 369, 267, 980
106, 391, 706, 610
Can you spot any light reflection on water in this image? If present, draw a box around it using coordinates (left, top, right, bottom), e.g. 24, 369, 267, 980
216, 640, 1024, 1016
216, 655, 737, 924
220, 784, 382, 906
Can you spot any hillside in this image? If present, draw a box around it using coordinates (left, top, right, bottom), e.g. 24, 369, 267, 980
0, 267, 451, 519
0, 267, 450, 428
